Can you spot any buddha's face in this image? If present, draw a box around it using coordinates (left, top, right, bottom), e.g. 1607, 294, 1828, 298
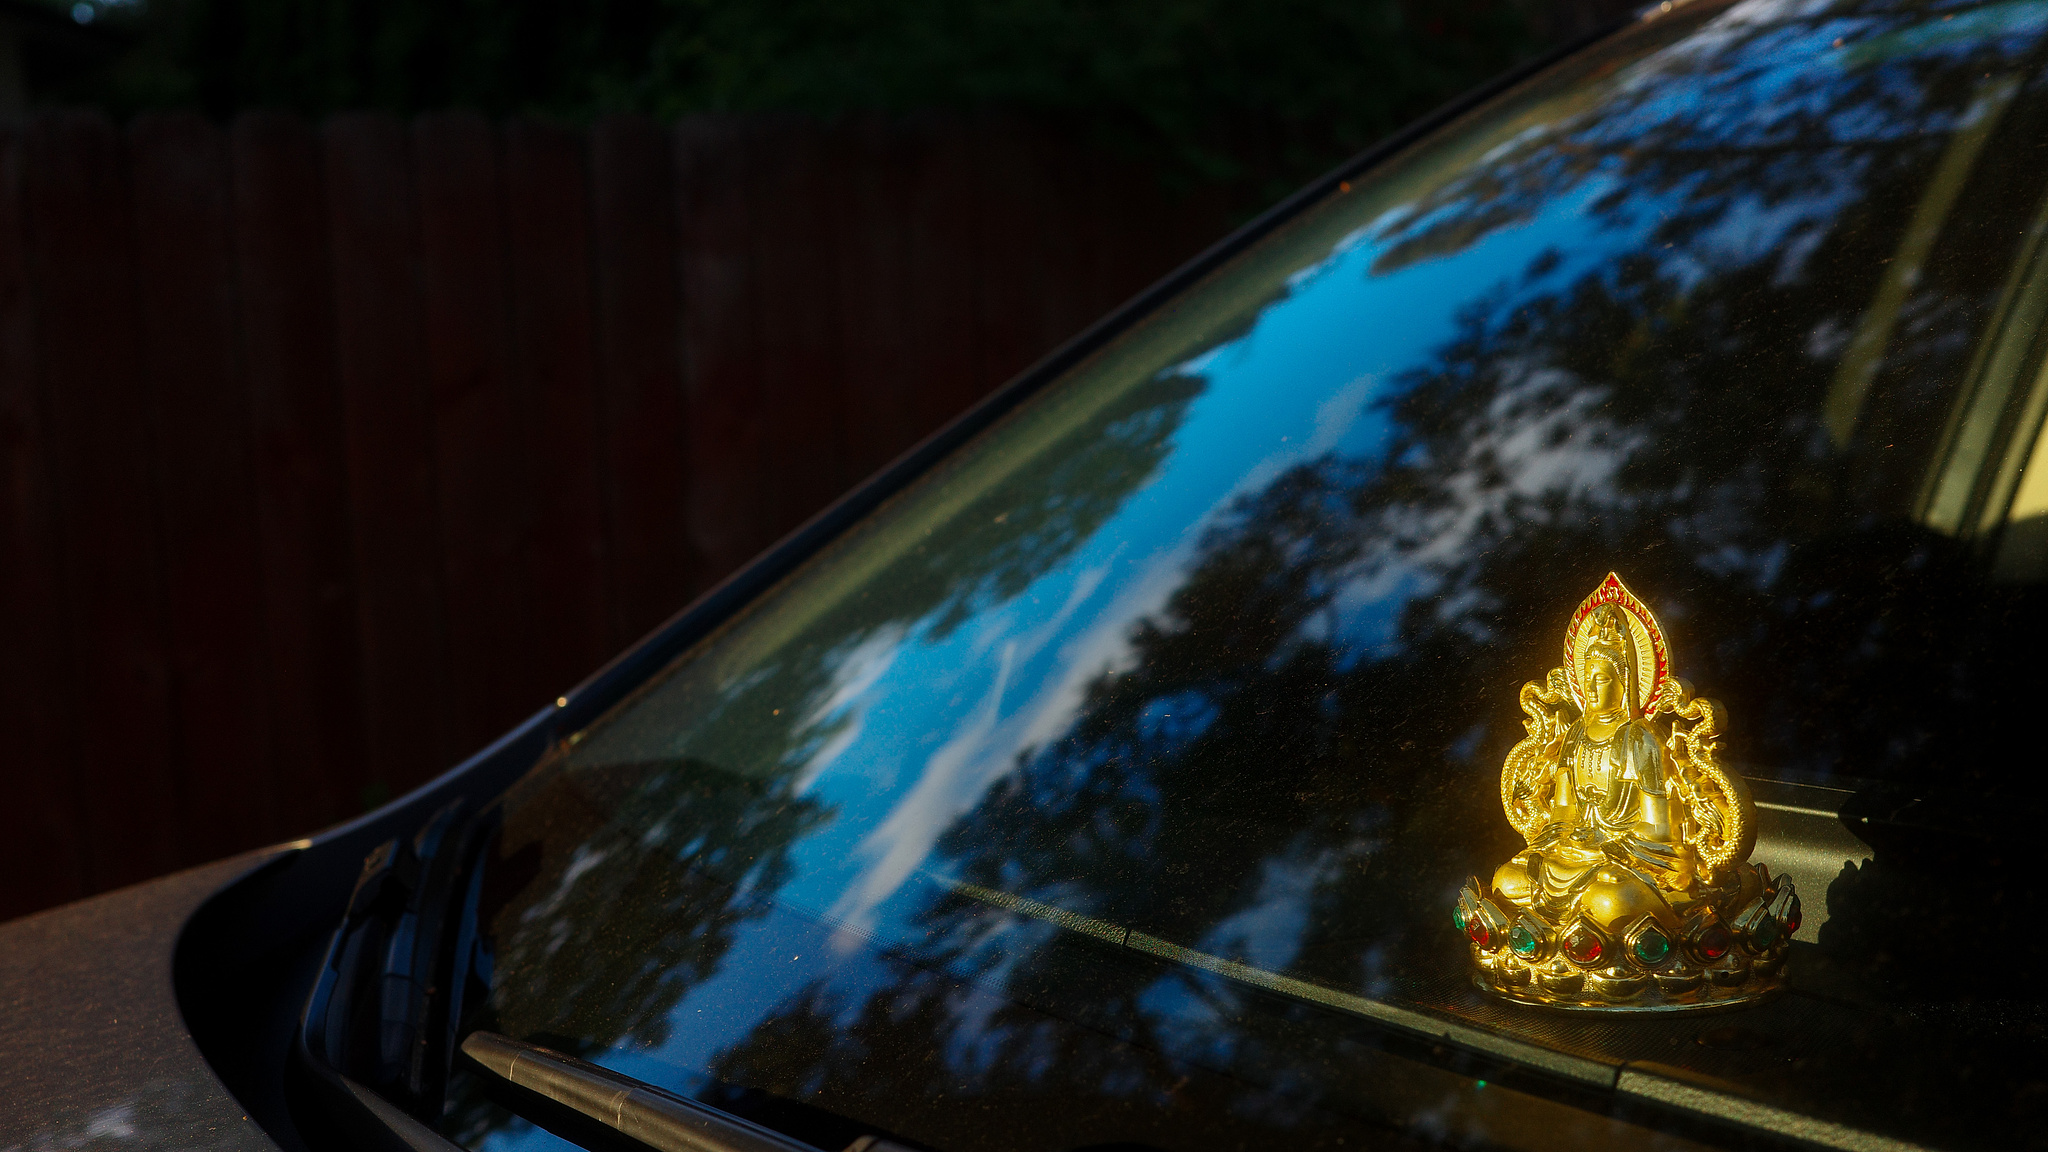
1583, 653, 1627, 716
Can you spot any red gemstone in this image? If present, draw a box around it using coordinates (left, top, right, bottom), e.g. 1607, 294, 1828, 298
1785, 898, 1802, 936
1564, 926, 1603, 965
1697, 925, 1732, 960
1467, 920, 1493, 950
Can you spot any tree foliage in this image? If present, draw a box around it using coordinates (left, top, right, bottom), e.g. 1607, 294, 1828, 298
83, 0, 1542, 196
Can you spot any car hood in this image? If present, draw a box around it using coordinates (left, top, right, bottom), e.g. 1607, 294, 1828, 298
0, 848, 293, 1150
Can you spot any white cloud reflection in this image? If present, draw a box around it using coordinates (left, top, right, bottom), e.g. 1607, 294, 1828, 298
824, 544, 1191, 933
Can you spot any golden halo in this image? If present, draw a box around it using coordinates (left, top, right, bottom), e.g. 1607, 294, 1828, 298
1562, 572, 1671, 715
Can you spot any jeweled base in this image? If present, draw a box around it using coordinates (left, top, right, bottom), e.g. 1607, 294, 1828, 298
1457, 862, 1800, 1014
1472, 944, 1786, 1012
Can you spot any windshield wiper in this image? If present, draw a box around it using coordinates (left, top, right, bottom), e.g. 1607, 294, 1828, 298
461, 1032, 910, 1152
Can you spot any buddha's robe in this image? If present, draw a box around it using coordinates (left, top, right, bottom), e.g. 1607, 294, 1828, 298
1495, 717, 1695, 923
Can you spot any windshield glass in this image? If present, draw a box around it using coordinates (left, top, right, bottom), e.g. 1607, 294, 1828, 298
454, 3, 2048, 1149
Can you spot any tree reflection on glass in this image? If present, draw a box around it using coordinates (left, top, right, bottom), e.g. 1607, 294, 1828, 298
463, 5, 2048, 1149
453, 348, 1209, 1148
705, 4, 2048, 1136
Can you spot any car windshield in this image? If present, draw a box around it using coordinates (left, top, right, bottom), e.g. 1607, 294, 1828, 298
454, 2, 2048, 1149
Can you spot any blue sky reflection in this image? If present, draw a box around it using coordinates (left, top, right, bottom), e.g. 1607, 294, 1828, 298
782, 175, 1671, 943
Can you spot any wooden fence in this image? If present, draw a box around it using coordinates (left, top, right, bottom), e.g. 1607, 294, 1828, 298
0, 108, 1228, 920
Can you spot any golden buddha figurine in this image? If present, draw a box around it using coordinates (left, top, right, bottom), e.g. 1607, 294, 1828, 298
1457, 573, 1798, 1010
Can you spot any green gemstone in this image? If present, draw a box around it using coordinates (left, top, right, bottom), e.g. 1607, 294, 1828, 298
1509, 923, 1539, 958
1633, 926, 1672, 965
1453, 905, 1468, 931
1752, 914, 1779, 950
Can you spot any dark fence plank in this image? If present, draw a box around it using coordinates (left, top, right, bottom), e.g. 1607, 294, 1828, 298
0, 120, 86, 917
833, 115, 916, 483
674, 115, 761, 584
901, 116, 984, 439
23, 111, 182, 892
0, 108, 1230, 918
504, 117, 610, 697
592, 116, 695, 648
324, 113, 452, 798
972, 116, 1054, 393
750, 117, 846, 539
415, 111, 539, 751
230, 111, 364, 839
128, 111, 278, 859
1032, 127, 1102, 370
1070, 146, 1129, 343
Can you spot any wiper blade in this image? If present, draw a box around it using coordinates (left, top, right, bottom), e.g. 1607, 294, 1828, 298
461, 1032, 909, 1152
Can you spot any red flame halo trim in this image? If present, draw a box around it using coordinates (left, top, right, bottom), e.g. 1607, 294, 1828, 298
1561, 572, 1672, 716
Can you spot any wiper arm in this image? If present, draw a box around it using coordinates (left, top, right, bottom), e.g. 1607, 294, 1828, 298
302, 800, 485, 1112
461, 1032, 909, 1152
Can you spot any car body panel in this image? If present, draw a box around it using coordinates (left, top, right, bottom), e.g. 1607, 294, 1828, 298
0, 849, 290, 1150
